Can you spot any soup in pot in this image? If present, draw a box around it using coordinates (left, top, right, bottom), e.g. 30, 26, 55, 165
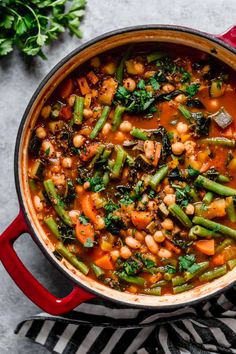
28, 44, 236, 296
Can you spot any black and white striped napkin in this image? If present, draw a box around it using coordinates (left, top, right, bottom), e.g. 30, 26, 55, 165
16, 285, 236, 354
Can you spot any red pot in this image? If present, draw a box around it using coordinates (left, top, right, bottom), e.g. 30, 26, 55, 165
1, 25, 236, 315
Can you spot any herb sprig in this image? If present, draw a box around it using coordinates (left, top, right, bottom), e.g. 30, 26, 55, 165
0, 0, 86, 58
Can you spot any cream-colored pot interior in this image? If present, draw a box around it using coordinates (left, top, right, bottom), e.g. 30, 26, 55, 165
18, 27, 236, 308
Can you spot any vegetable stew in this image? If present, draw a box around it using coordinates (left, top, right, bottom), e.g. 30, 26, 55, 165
28, 43, 236, 296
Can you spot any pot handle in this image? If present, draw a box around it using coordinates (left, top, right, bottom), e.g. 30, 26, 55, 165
216, 25, 236, 49
0, 210, 95, 315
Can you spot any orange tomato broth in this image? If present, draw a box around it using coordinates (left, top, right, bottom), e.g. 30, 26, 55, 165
28, 43, 236, 295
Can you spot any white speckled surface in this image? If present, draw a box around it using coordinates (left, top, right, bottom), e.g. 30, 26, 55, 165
1, 0, 236, 353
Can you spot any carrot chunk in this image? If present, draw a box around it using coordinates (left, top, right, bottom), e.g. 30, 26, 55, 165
80, 143, 99, 162
212, 253, 226, 266
194, 239, 215, 256
87, 71, 99, 85
77, 77, 91, 95
75, 220, 95, 245
131, 211, 152, 230
95, 254, 114, 270
60, 106, 72, 120
59, 78, 73, 99
165, 239, 181, 254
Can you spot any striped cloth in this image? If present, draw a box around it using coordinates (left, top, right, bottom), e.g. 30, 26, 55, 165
15, 285, 236, 354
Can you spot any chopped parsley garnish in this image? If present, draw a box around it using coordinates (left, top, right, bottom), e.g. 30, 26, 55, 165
185, 83, 200, 97
79, 214, 90, 225
165, 264, 177, 274
187, 166, 200, 178
104, 214, 126, 235
84, 237, 94, 248
104, 200, 119, 213
45, 147, 50, 156
86, 176, 105, 192
148, 76, 161, 90
179, 254, 197, 272
136, 253, 156, 269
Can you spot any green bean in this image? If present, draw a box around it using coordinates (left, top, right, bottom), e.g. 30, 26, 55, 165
178, 104, 192, 122
112, 105, 126, 131
150, 280, 167, 288
173, 283, 194, 294
184, 261, 209, 281
217, 174, 230, 183
91, 263, 105, 278
199, 137, 235, 147
88, 145, 105, 169
90, 106, 111, 139
147, 51, 166, 63
189, 225, 221, 239
149, 165, 168, 190
195, 175, 236, 196
118, 273, 145, 286
202, 191, 214, 205
164, 273, 175, 281
29, 179, 37, 192
101, 148, 112, 161
168, 203, 193, 228
44, 216, 62, 240
172, 275, 186, 287
216, 238, 234, 253
116, 44, 133, 84
102, 171, 110, 186
111, 146, 127, 178
56, 242, 89, 275
130, 127, 148, 141
43, 179, 72, 227
226, 196, 236, 223
73, 96, 84, 125
193, 216, 236, 239
126, 154, 135, 166
143, 287, 162, 296
188, 187, 200, 202
199, 265, 227, 282
188, 227, 197, 240
227, 258, 236, 270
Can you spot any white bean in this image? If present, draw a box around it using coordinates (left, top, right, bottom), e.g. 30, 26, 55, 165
42, 140, 55, 157
176, 122, 188, 134
125, 236, 141, 249
102, 122, 112, 136
171, 142, 185, 155
161, 218, 174, 230
119, 121, 133, 133
110, 250, 120, 262
34, 195, 43, 212
36, 127, 46, 139
83, 108, 93, 119
123, 78, 136, 92
73, 134, 85, 148
62, 157, 72, 168
163, 194, 176, 206
135, 231, 145, 242
158, 248, 172, 258
120, 246, 132, 259
145, 235, 159, 254
69, 210, 80, 224
185, 203, 195, 215
153, 231, 165, 243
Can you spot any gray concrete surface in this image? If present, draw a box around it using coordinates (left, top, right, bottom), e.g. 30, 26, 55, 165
1, 0, 236, 352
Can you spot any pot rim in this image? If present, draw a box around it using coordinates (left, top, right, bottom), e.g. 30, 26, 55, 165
14, 24, 236, 310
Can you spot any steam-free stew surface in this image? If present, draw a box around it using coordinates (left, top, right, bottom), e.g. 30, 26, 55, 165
28, 44, 236, 295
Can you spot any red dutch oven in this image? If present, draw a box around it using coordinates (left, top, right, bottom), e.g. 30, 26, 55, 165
1, 25, 236, 315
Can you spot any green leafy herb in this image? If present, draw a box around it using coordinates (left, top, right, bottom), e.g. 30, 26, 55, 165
136, 253, 156, 269
79, 214, 90, 225
119, 194, 134, 206
122, 258, 142, 275
104, 214, 126, 235
84, 237, 94, 248
104, 200, 119, 213
148, 76, 160, 90
0, 0, 86, 59
185, 83, 200, 97
165, 264, 177, 274
114, 85, 156, 115
178, 254, 196, 271
174, 185, 191, 207
86, 176, 105, 192
187, 166, 200, 178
